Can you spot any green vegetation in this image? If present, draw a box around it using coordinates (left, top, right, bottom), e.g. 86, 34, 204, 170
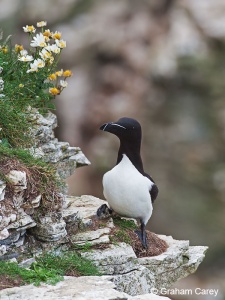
110, 217, 137, 245
0, 144, 63, 211
0, 251, 100, 287
113, 217, 137, 230
0, 21, 72, 207
72, 242, 93, 252
114, 230, 132, 244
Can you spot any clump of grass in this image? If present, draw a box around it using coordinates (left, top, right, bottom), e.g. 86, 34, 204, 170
0, 144, 63, 211
114, 230, 132, 244
110, 217, 137, 246
35, 251, 100, 277
113, 217, 137, 230
0, 251, 100, 287
72, 242, 93, 252
0, 259, 62, 286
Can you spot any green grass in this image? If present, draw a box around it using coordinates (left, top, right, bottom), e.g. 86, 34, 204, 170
110, 217, 137, 245
0, 251, 100, 287
114, 230, 132, 244
72, 242, 93, 252
0, 259, 62, 286
0, 144, 64, 211
113, 217, 137, 230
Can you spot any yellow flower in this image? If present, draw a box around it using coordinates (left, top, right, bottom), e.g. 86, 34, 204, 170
19, 84, 24, 88
63, 70, 73, 77
37, 21, 47, 27
23, 25, 36, 33
43, 29, 52, 38
55, 69, 63, 77
49, 87, 60, 95
15, 44, 24, 53
48, 73, 57, 81
52, 31, 61, 40
1, 47, 8, 54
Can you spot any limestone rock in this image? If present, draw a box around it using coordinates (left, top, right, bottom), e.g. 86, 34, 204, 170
71, 227, 110, 246
0, 228, 9, 240
0, 245, 6, 256
30, 215, 67, 242
82, 243, 137, 275
7, 210, 36, 231
63, 195, 108, 227
138, 235, 208, 291
82, 235, 208, 296
6, 170, 27, 191
28, 110, 90, 181
0, 180, 6, 201
0, 276, 171, 300
0, 110, 90, 255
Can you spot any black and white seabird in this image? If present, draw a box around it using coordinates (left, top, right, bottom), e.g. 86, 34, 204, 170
97, 117, 158, 249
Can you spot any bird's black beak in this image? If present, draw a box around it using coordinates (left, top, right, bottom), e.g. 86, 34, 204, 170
100, 121, 126, 132
99, 122, 114, 132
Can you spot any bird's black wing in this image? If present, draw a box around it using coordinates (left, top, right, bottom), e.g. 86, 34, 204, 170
144, 173, 159, 204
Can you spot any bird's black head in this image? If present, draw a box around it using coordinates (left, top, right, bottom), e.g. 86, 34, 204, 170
100, 117, 143, 170
100, 117, 142, 142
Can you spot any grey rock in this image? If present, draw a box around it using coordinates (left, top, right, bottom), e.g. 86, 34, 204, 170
0, 231, 20, 245
0, 276, 171, 300
0, 228, 9, 241
0, 180, 6, 201
63, 195, 108, 228
31, 218, 67, 242
30, 194, 42, 208
82, 243, 138, 275
6, 170, 27, 192
71, 227, 111, 246
138, 235, 208, 291
18, 257, 36, 268
7, 211, 36, 231
0, 245, 6, 256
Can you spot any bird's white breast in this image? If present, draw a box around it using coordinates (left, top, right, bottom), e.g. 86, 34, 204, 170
103, 154, 154, 223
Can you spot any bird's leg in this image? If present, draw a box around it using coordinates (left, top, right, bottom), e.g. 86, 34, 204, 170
97, 204, 113, 219
135, 221, 148, 249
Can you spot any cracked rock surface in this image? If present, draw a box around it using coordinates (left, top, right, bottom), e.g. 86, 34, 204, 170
0, 276, 171, 300
63, 195, 208, 296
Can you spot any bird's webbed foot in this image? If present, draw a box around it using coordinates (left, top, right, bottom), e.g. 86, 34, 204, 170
97, 204, 113, 219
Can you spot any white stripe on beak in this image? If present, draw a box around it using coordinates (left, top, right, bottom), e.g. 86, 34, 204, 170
111, 123, 126, 130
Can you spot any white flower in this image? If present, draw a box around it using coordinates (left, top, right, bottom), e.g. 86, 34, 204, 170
40, 48, 52, 60
23, 25, 36, 33
59, 80, 68, 88
55, 39, 66, 48
0, 94, 5, 98
20, 49, 28, 56
30, 33, 47, 47
37, 21, 47, 27
27, 59, 45, 73
18, 54, 34, 62
45, 44, 61, 54
0, 67, 3, 74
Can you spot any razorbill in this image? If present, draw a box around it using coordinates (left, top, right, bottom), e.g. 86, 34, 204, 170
97, 117, 158, 248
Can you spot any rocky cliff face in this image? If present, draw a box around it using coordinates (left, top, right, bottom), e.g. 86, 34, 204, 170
0, 111, 90, 256
0, 194, 207, 299
0, 112, 207, 298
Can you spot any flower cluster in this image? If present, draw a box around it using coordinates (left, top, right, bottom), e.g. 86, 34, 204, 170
0, 21, 73, 114
19, 21, 67, 74
0, 21, 74, 148
48, 69, 72, 95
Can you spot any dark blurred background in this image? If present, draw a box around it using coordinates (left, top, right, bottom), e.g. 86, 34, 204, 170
1, 0, 225, 298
